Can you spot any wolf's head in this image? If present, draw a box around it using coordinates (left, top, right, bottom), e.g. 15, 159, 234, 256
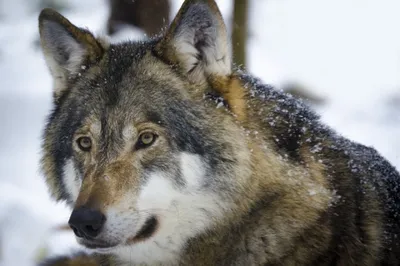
39, 0, 251, 262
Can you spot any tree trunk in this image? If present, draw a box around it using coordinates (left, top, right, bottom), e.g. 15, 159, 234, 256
232, 0, 248, 68
107, 0, 170, 37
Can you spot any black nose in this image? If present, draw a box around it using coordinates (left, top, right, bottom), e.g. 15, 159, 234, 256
68, 207, 106, 239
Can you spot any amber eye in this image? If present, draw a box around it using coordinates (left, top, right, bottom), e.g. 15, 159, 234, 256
136, 132, 157, 150
76, 136, 92, 151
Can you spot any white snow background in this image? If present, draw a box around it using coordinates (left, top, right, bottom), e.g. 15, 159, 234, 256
0, 0, 399, 265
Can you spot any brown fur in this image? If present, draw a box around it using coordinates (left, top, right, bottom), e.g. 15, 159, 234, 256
208, 74, 247, 121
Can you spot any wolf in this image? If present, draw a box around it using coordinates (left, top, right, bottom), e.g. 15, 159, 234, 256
37, 0, 400, 265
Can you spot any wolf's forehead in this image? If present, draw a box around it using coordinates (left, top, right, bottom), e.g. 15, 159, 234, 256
90, 120, 101, 135
85, 109, 158, 137
87, 118, 135, 135
88, 43, 179, 106
91, 42, 153, 92
84, 117, 138, 157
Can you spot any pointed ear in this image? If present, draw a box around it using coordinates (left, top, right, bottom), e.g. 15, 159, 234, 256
155, 0, 231, 84
38, 8, 105, 98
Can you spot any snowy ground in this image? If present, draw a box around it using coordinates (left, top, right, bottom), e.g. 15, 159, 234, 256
0, 0, 399, 265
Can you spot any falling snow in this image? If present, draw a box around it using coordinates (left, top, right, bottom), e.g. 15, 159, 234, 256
1, 0, 400, 265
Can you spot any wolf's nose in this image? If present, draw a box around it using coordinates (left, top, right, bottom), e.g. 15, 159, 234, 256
68, 207, 106, 239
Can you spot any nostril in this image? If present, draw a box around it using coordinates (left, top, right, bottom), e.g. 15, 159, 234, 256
85, 223, 102, 233
68, 207, 106, 239
70, 225, 83, 238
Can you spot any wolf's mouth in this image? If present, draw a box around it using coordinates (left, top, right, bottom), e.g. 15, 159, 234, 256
81, 240, 118, 250
127, 216, 159, 243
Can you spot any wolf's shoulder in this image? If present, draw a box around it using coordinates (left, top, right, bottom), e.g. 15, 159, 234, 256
237, 70, 400, 188
236, 71, 334, 161
237, 71, 320, 124
341, 138, 400, 218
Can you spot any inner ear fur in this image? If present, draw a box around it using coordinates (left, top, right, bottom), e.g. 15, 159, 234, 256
154, 0, 232, 84
38, 8, 105, 98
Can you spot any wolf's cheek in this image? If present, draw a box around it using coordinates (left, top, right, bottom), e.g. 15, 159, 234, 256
122, 153, 226, 240
62, 159, 82, 203
97, 153, 209, 244
136, 153, 206, 213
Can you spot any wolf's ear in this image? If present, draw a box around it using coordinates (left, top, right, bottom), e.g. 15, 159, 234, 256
155, 0, 231, 84
39, 8, 105, 97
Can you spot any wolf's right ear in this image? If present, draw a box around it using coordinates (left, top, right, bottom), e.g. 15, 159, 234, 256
39, 8, 105, 98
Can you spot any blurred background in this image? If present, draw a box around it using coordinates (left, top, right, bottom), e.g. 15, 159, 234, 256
0, 0, 400, 265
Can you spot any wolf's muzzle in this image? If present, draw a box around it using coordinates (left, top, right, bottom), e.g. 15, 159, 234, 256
68, 207, 106, 239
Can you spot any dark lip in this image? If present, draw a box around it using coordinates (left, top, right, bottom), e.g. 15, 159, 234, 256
81, 240, 118, 250
81, 216, 159, 248
127, 215, 159, 244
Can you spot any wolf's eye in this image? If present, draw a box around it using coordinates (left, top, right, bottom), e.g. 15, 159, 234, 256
77, 136, 92, 151
136, 132, 157, 150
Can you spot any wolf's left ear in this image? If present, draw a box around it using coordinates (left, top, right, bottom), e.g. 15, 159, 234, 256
39, 8, 105, 98
155, 0, 231, 83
